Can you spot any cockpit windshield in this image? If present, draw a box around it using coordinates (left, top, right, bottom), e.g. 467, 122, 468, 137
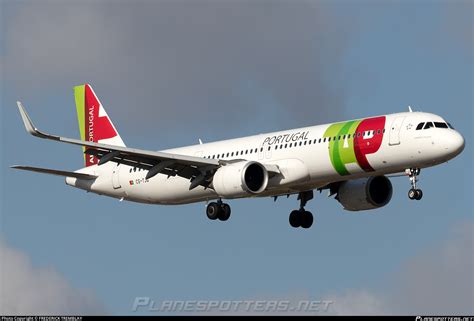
416, 121, 452, 130
424, 122, 434, 129
434, 122, 448, 129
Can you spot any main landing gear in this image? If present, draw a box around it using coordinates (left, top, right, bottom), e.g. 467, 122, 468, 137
407, 168, 423, 201
289, 191, 314, 229
206, 199, 231, 221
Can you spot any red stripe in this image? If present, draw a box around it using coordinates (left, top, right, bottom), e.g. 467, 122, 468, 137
354, 116, 386, 172
84, 84, 117, 166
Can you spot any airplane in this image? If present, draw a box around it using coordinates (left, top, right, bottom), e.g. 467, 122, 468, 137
12, 84, 465, 229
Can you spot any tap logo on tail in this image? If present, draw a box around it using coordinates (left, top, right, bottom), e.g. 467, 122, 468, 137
324, 116, 386, 175
74, 84, 125, 167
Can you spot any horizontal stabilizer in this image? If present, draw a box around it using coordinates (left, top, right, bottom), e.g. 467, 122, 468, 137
11, 165, 97, 180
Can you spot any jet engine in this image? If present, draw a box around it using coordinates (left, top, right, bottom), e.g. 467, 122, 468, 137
336, 176, 393, 211
212, 161, 268, 198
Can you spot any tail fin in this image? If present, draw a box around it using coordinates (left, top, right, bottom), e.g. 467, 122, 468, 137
74, 84, 125, 167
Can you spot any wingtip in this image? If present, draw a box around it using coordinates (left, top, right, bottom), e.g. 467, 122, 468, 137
10, 165, 26, 170
15, 100, 40, 136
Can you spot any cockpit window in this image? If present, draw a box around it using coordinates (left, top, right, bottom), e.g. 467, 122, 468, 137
416, 122, 425, 130
434, 122, 448, 129
447, 123, 454, 129
423, 122, 434, 129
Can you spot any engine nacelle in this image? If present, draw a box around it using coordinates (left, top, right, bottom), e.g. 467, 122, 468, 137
337, 176, 393, 211
213, 161, 268, 198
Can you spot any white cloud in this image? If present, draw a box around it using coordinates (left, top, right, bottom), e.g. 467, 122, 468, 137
325, 290, 386, 315
0, 239, 106, 315
327, 220, 474, 315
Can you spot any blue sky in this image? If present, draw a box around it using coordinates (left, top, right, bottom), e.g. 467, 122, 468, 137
1, 0, 472, 315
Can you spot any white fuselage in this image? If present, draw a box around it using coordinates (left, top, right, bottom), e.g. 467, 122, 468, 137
66, 111, 465, 204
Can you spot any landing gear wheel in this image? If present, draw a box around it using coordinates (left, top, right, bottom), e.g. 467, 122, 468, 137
415, 189, 423, 200
289, 210, 301, 228
206, 202, 220, 220
218, 203, 231, 221
407, 168, 422, 201
300, 211, 313, 229
288, 191, 315, 229
408, 189, 417, 200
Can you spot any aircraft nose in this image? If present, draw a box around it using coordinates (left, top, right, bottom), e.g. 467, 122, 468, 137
437, 130, 465, 160
451, 131, 465, 155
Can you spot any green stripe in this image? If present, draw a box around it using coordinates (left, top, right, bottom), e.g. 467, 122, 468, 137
323, 120, 362, 176
73, 85, 86, 164
74, 85, 86, 140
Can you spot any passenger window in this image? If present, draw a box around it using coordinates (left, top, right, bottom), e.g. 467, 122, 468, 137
377, 129, 381, 134
308, 140, 312, 145
416, 123, 425, 130
260, 147, 263, 152
434, 122, 448, 129
268, 146, 271, 151
254, 148, 258, 153
424, 122, 434, 129
328, 137, 331, 142
285, 144, 288, 148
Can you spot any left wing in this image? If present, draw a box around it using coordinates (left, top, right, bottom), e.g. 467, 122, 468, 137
16, 101, 221, 188
11, 165, 98, 180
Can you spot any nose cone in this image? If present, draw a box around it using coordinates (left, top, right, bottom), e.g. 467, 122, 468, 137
452, 131, 465, 155
443, 130, 465, 159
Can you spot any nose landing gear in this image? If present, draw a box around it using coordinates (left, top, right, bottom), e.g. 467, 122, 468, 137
407, 168, 423, 200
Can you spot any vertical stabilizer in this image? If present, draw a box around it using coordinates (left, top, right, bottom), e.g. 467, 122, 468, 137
74, 84, 125, 167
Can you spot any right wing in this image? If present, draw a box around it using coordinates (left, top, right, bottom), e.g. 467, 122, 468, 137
16, 101, 221, 188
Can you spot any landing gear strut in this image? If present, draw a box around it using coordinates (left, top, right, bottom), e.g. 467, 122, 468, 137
407, 168, 423, 200
289, 191, 314, 229
206, 199, 231, 221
